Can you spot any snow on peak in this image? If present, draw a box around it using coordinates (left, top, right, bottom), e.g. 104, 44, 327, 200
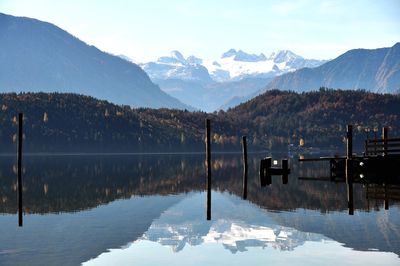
187, 55, 203, 65
143, 49, 327, 83
234, 50, 267, 62
269, 50, 302, 63
170, 50, 185, 62
221, 49, 267, 62
221, 49, 238, 59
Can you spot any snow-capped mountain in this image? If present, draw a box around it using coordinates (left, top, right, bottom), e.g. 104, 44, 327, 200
141, 51, 213, 84
142, 49, 326, 83
140, 49, 327, 111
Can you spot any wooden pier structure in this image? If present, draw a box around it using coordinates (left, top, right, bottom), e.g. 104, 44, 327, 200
259, 157, 290, 186
299, 125, 400, 184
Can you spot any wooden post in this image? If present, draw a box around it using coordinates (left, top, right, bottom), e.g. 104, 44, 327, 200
242, 136, 248, 199
374, 128, 377, 155
282, 159, 288, 184
346, 125, 353, 184
383, 127, 388, 156
346, 125, 353, 159
205, 119, 211, 220
364, 128, 370, 155
17, 113, 23, 227
265, 157, 272, 185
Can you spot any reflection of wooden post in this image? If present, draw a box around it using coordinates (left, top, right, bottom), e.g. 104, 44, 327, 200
265, 157, 272, 185
347, 181, 354, 215
242, 136, 248, 199
384, 184, 389, 210
383, 127, 388, 156
17, 113, 23, 227
259, 159, 266, 187
205, 119, 211, 220
282, 159, 288, 184
366, 185, 370, 212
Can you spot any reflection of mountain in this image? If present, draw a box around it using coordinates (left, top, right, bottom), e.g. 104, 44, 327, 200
0, 195, 184, 266
84, 192, 399, 266
142, 192, 328, 253
1, 154, 399, 265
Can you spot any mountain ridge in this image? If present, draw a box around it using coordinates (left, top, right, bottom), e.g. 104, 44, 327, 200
141, 49, 327, 111
0, 12, 191, 110
264, 43, 400, 93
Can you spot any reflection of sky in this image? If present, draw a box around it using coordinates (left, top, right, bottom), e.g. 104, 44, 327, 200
83, 192, 400, 265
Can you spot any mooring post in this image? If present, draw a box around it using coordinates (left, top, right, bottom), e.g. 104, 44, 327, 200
17, 113, 23, 227
364, 128, 370, 155
374, 128, 378, 154
282, 159, 288, 184
346, 125, 353, 159
382, 127, 388, 156
242, 136, 248, 199
205, 119, 211, 220
346, 125, 353, 183
265, 157, 272, 185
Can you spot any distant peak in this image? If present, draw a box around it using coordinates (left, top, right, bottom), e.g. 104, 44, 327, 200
221, 49, 238, 59
157, 50, 187, 64
221, 49, 266, 62
169, 50, 185, 61
186, 55, 203, 65
269, 50, 301, 63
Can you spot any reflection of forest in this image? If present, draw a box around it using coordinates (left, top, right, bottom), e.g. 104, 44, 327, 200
0, 154, 398, 214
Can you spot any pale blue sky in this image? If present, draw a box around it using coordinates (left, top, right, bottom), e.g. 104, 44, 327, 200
1, 0, 399, 62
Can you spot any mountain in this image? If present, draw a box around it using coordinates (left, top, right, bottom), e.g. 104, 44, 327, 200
204, 49, 327, 82
0, 13, 190, 110
265, 43, 400, 93
141, 51, 213, 83
141, 50, 326, 111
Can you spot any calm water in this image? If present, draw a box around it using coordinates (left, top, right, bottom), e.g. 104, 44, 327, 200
0, 153, 399, 266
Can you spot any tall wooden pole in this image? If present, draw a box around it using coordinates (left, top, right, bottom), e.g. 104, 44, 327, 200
242, 136, 248, 199
382, 127, 388, 156
205, 119, 211, 220
17, 113, 23, 227
346, 125, 353, 159
346, 125, 353, 184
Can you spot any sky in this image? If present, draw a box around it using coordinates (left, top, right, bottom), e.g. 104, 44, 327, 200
1, 0, 399, 62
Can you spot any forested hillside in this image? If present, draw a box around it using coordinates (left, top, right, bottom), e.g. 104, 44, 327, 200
0, 89, 399, 153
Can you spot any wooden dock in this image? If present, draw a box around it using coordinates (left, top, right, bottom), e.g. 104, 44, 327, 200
299, 125, 400, 184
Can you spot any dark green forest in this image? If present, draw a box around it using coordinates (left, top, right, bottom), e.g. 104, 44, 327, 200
0, 88, 399, 153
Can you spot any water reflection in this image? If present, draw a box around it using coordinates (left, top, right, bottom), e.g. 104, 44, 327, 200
83, 192, 399, 266
0, 154, 399, 265
1, 154, 399, 214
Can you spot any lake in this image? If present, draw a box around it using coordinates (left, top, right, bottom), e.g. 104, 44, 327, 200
0, 153, 399, 265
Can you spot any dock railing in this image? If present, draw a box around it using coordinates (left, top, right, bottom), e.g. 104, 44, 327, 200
364, 127, 400, 156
